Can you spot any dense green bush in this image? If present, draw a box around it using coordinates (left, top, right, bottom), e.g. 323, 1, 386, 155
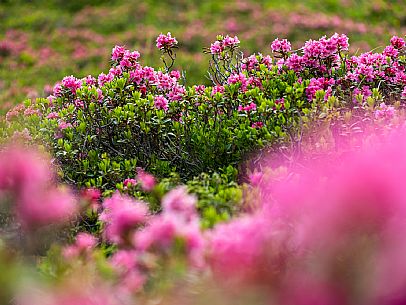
2, 33, 405, 224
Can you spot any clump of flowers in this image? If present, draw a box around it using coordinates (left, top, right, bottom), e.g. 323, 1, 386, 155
207, 130, 406, 304
156, 32, 178, 50
99, 192, 148, 245
0, 145, 77, 230
156, 32, 179, 72
374, 102, 396, 120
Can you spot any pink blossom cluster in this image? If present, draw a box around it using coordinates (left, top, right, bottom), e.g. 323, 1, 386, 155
97, 186, 203, 293
241, 54, 273, 71
274, 33, 349, 75
99, 192, 148, 245
209, 35, 240, 55
270, 38, 292, 54
47, 44, 186, 112
305, 77, 335, 100
0, 145, 77, 229
353, 85, 372, 103
211, 85, 225, 96
374, 102, 395, 120
238, 102, 257, 112
133, 186, 203, 265
227, 72, 248, 91
346, 41, 405, 86
154, 95, 169, 111
156, 32, 178, 49
136, 169, 156, 191
61, 75, 82, 94
207, 131, 406, 303
111, 45, 140, 69
123, 178, 137, 188
0, 30, 28, 58
63, 232, 98, 259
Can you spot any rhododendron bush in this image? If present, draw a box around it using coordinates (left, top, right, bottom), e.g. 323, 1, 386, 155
3, 33, 405, 188
0, 32, 406, 304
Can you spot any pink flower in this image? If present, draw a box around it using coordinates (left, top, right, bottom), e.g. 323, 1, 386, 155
223, 35, 240, 47
63, 232, 97, 259
210, 41, 223, 54
170, 70, 181, 79
285, 54, 303, 72
133, 213, 204, 265
271, 38, 292, 53
251, 121, 264, 129
58, 121, 72, 130
109, 66, 122, 76
16, 186, 77, 229
0, 147, 64, 233
227, 73, 248, 91
109, 250, 146, 293
306, 77, 335, 100
46, 112, 59, 119
80, 188, 101, 210
61, 75, 82, 94
242, 54, 259, 71
83, 75, 97, 86
238, 102, 257, 112
97, 72, 114, 87
99, 192, 148, 245
210, 35, 239, 55
53, 83, 62, 97
211, 85, 225, 96
123, 178, 137, 188
161, 186, 197, 219
156, 32, 178, 49
137, 169, 156, 191
74, 99, 84, 108
390, 36, 405, 49
194, 85, 206, 94
111, 45, 126, 61
375, 102, 395, 120
154, 95, 169, 111
383, 45, 399, 58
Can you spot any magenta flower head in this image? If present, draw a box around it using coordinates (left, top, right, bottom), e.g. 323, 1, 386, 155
61, 75, 82, 94
271, 38, 292, 53
111, 45, 126, 61
156, 32, 178, 50
99, 192, 148, 245
161, 186, 197, 219
154, 95, 169, 111
63, 232, 97, 259
209, 35, 240, 55
123, 178, 137, 188
136, 169, 156, 191
390, 36, 405, 49
0, 145, 77, 229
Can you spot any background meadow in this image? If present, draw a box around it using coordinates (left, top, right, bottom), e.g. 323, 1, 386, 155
0, 0, 405, 113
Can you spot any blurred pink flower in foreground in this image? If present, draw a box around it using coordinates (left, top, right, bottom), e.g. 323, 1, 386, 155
136, 169, 156, 191
99, 192, 148, 245
0, 145, 77, 229
208, 131, 406, 304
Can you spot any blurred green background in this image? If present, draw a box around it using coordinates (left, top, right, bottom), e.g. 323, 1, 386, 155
0, 0, 405, 113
